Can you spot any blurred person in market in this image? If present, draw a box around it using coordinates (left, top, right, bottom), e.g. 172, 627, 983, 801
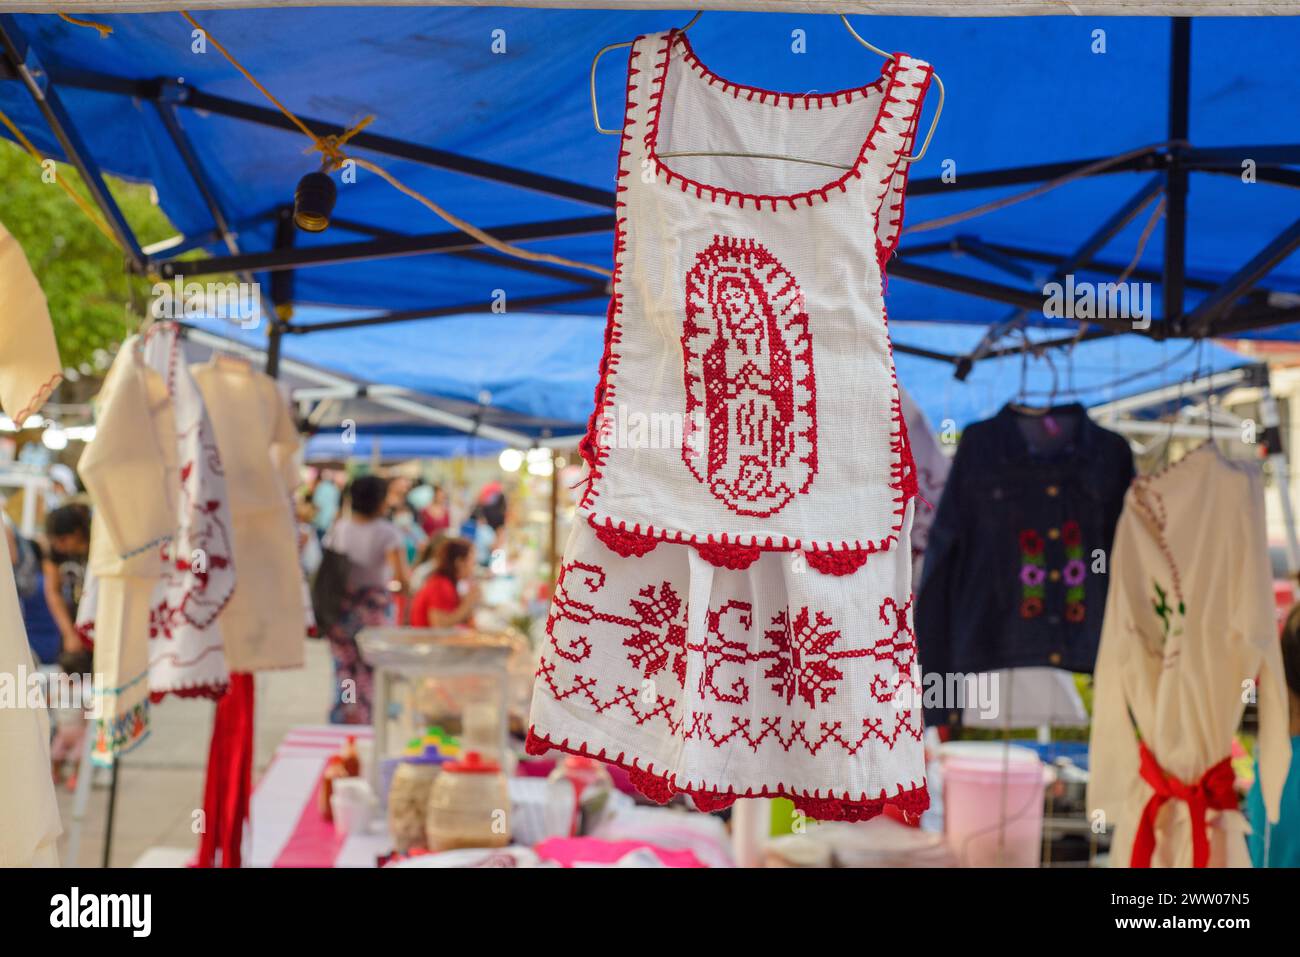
409, 532, 448, 594
409, 536, 481, 629
1247, 603, 1300, 867
3, 510, 59, 665
323, 474, 410, 724
45, 463, 79, 511
417, 483, 452, 538
310, 468, 343, 539
40, 503, 92, 784
390, 501, 427, 565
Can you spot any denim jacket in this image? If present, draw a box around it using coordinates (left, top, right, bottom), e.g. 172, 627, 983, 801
915, 404, 1134, 725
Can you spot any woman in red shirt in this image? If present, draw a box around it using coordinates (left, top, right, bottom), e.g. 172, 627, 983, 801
410, 537, 481, 628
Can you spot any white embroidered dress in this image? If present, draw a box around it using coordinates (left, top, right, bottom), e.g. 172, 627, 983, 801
1088, 446, 1292, 867
142, 323, 236, 698
528, 31, 934, 820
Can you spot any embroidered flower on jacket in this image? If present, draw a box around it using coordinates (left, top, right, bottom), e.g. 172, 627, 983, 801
1019, 529, 1044, 556
1063, 558, 1087, 587
1020, 563, 1047, 587
1061, 519, 1082, 547
1065, 601, 1086, 623
1020, 596, 1044, 619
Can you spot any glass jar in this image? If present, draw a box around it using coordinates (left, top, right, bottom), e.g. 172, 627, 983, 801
387, 752, 444, 853
425, 751, 510, 852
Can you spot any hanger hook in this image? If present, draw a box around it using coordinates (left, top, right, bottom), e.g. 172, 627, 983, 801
840, 14, 943, 164
591, 11, 702, 135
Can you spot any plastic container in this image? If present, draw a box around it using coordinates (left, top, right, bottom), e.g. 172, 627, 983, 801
387, 750, 447, 853
543, 756, 614, 838
425, 750, 510, 852
942, 741, 1047, 868
331, 777, 378, 836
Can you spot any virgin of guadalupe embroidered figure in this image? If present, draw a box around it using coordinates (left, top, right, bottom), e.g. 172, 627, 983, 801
683, 236, 817, 518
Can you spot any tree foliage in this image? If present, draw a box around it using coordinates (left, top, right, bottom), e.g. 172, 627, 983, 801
0, 139, 177, 370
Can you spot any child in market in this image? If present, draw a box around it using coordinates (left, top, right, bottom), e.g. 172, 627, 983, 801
1247, 602, 1300, 866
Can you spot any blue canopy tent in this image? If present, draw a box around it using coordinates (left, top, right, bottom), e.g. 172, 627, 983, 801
1, 7, 1298, 399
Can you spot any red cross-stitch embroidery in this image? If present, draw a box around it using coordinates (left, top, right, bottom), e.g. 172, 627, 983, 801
682, 236, 817, 518
760, 607, 870, 708
625, 581, 688, 687
870, 596, 920, 707
546, 560, 689, 686
698, 600, 754, 704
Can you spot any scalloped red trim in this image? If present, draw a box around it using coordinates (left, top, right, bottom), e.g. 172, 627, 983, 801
525, 726, 928, 823
593, 520, 659, 558
805, 549, 871, 576
12, 371, 63, 426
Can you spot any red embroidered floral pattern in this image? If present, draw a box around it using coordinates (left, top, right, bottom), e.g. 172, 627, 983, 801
682, 236, 817, 518
761, 607, 868, 708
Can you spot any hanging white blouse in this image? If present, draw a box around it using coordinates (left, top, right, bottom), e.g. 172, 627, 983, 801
528, 32, 935, 821
1088, 445, 1292, 867
141, 323, 235, 699
0, 218, 62, 866
191, 356, 306, 672
899, 385, 950, 582
80, 337, 179, 763
576, 30, 932, 576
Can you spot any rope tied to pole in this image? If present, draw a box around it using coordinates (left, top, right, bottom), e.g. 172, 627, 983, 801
178, 10, 612, 280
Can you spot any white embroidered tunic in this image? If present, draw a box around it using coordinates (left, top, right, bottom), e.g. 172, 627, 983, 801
1088, 446, 1292, 867
528, 31, 934, 820
80, 337, 178, 762
191, 356, 306, 673
142, 323, 236, 699
0, 220, 63, 865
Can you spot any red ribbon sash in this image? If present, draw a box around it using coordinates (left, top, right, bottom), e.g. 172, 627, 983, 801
1130, 741, 1236, 868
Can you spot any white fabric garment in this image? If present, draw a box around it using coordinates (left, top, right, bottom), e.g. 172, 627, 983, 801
1088, 445, 1292, 867
960, 667, 1088, 728
0, 221, 62, 424
898, 386, 949, 582
191, 356, 306, 672
141, 322, 235, 698
530, 32, 933, 820
530, 511, 925, 817
577, 31, 932, 570
0, 218, 62, 865
80, 337, 178, 763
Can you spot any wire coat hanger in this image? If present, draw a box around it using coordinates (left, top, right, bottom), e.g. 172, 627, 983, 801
590, 12, 944, 165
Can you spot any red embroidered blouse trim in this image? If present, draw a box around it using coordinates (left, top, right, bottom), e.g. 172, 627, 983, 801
643, 31, 930, 212
525, 726, 929, 823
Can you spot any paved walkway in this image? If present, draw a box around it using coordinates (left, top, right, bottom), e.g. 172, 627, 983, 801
55, 640, 335, 867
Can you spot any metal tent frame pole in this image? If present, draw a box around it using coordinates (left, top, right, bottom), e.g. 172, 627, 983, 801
5, 14, 1300, 349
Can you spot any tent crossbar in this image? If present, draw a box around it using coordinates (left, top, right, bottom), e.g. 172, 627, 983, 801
179, 323, 542, 445
1090, 363, 1263, 419
325, 215, 610, 288
952, 176, 1165, 377
1186, 216, 1300, 337
283, 288, 609, 334
906, 148, 1163, 196
939, 240, 1223, 292
150, 213, 615, 278
44, 66, 616, 211
0, 14, 145, 269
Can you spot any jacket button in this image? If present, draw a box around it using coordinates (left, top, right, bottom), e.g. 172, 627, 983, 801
1049, 569, 1061, 582
1049, 652, 1062, 665
1048, 528, 1060, 540
1046, 485, 1059, 497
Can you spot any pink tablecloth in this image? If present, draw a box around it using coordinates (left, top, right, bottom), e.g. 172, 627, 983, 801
249, 725, 385, 868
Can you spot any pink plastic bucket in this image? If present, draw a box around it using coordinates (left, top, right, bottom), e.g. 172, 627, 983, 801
942, 742, 1046, 868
